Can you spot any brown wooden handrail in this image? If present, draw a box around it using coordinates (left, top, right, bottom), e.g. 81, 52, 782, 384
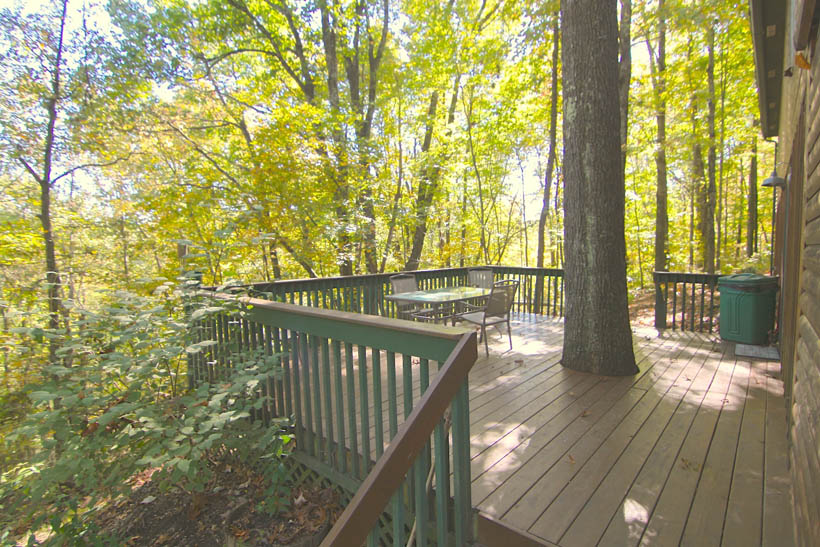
319, 330, 478, 547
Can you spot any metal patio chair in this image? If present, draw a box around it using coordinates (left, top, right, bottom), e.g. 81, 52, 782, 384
467, 268, 494, 289
389, 274, 437, 321
458, 279, 519, 356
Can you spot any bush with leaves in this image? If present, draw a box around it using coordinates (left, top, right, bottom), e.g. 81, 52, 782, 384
0, 276, 290, 543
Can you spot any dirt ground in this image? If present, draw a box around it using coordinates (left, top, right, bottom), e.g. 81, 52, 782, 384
629, 289, 658, 328
93, 463, 341, 546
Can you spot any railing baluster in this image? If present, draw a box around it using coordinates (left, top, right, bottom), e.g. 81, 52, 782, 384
299, 333, 315, 456
310, 335, 323, 461
358, 344, 370, 476
672, 282, 678, 329
690, 281, 696, 331
273, 327, 287, 417
333, 340, 346, 473
291, 331, 303, 450
372, 349, 383, 459
452, 381, 472, 545
433, 360, 450, 547
321, 338, 334, 466
215, 315, 224, 381
386, 351, 403, 546
345, 342, 359, 478
262, 324, 274, 424
414, 357, 431, 546
709, 281, 716, 333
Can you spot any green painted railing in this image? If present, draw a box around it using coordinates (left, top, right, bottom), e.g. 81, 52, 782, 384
653, 271, 721, 333
242, 265, 565, 318
188, 296, 478, 546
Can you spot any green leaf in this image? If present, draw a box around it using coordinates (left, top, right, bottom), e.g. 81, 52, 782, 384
29, 391, 57, 402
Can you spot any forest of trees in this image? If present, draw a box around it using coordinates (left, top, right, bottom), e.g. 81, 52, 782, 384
0, 0, 775, 538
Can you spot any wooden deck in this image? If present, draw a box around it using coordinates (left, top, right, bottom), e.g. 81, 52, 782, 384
469, 314, 795, 546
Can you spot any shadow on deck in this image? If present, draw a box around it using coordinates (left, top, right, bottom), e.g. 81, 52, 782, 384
470, 314, 794, 547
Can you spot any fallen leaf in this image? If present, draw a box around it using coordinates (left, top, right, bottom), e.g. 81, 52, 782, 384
140, 495, 156, 504
581, 410, 591, 418
568, 454, 576, 464
294, 492, 307, 507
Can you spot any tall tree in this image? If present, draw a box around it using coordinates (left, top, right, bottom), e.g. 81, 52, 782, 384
647, 0, 668, 273
536, 10, 560, 271
561, 0, 637, 376
704, 25, 717, 273
0, 0, 118, 364
618, 0, 631, 172
747, 137, 758, 257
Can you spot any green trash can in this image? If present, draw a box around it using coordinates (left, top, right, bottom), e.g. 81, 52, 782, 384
718, 273, 778, 345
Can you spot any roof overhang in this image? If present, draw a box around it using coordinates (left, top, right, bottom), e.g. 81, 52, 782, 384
749, 0, 787, 138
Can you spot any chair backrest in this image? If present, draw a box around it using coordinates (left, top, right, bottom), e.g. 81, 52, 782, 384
485, 280, 518, 318
390, 274, 419, 294
467, 268, 494, 289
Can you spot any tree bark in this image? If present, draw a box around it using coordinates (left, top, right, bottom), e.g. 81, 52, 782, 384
716, 35, 727, 270
561, 0, 637, 376
537, 13, 560, 270
405, 73, 461, 271
747, 140, 758, 257
405, 90, 440, 270
618, 0, 631, 173
319, 2, 353, 275
647, 0, 667, 273
704, 26, 717, 274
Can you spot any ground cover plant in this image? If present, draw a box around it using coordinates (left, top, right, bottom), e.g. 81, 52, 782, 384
0, 276, 292, 544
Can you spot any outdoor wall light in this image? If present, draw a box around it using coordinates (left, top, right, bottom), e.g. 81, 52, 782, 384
762, 168, 786, 188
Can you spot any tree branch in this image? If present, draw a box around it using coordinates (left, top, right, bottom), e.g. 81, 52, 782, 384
16, 155, 42, 184
51, 153, 135, 186
227, 0, 314, 101
164, 120, 242, 188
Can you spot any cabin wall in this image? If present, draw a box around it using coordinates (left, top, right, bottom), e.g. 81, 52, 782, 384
782, 19, 820, 547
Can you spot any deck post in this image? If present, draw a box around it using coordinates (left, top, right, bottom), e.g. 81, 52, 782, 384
654, 271, 667, 329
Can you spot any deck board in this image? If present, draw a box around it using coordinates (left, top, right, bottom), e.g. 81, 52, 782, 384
631, 344, 736, 547
762, 361, 796, 547
464, 315, 794, 547
564, 333, 720, 547
525, 333, 710, 543
679, 357, 750, 547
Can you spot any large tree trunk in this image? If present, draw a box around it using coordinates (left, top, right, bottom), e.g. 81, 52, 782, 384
561, 0, 637, 376
716, 36, 727, 270
618, 0, 631, 172
405, 90, 441, 270
536, 13, 560, 270
319, 2, 353, 275
704, 27, 717, 274
747, 140, 758, 257
405, 75, 461, 271
647, 0, 667, 273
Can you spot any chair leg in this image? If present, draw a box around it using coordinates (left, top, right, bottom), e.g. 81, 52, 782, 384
507, 319, 512, 350
482, 324, 489, 356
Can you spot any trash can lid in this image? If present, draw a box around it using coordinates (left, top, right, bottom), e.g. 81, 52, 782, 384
718, 273, 779, 289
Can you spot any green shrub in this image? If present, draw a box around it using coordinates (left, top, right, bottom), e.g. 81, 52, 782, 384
0, 276, 290, 544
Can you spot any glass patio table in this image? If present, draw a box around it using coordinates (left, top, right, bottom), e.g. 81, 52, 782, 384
384, 285, 491, 324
